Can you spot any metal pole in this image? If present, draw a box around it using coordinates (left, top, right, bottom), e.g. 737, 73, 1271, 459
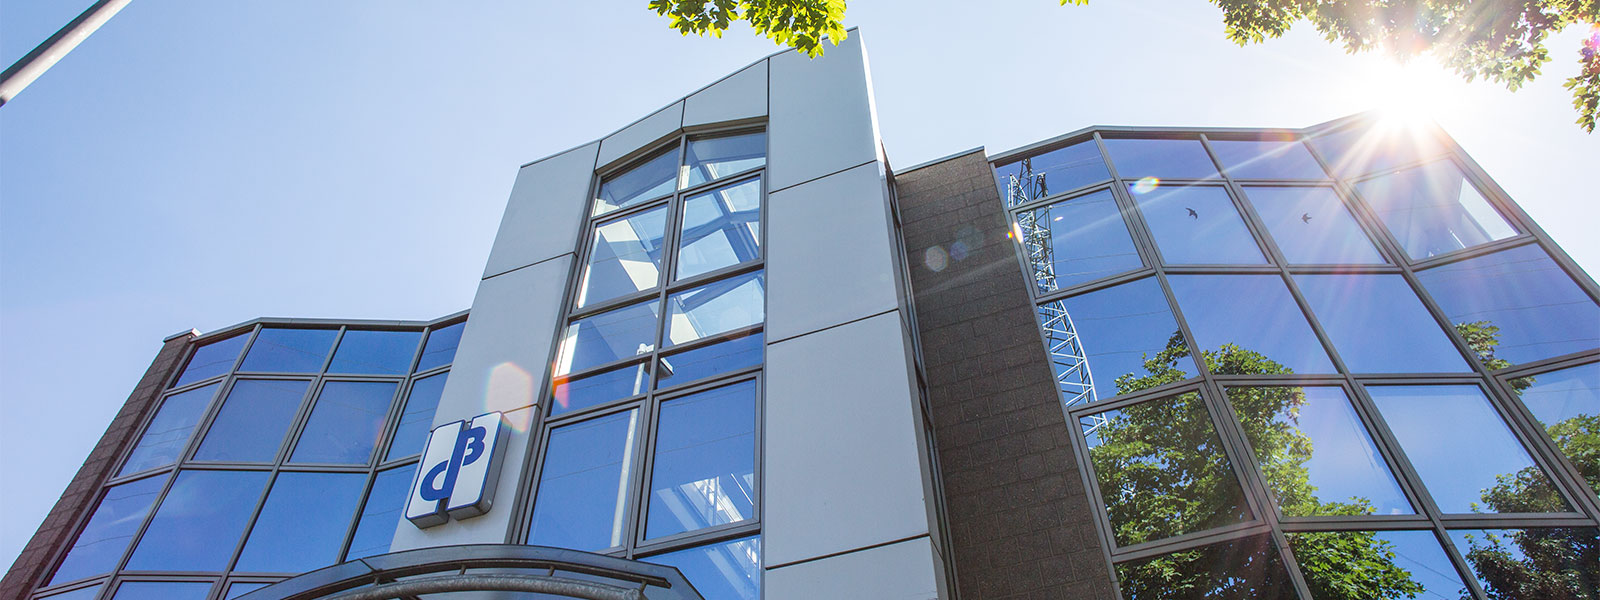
0, 0, 132, 107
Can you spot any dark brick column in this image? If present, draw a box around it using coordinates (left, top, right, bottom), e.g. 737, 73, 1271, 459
2, 331, 195, 598
895, 150, 1115, 599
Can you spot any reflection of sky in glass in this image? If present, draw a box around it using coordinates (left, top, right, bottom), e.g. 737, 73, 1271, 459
125, 470, 269, 571
120, 383, 219, 476
677, 178, 761, 280
387, 372, 447, 460
684, 132, 765, 188
657, 331, 763, 390
1133, 186, 1266, 265
1416, 244, 1600, 367
291, 381, 396, 465
327, 330, 422, 375
194, 379, 310, 462
1021, 189, 1142, 292
1307, 124, 1448, 177
1294, 274, 1468, 373
644, 535, 761, 600
50, 476, 165, 585
595, 147, 678, 216
1167, 275, 1335, 374
529, 410, 638, 551
345, 464, 417, 560
1287, 530, 1468, 600
1116, 534, 1295, 599
1447, 528, 1600, 599
111, 581, 213, 600
665, 271, 764, 347
1241, 187, 1384, 264
993, 140, 1109, 203
235, 472, 366, 573
646, 381, 756, 539
556, 300, 660, 376
415, 321, 463, 372
1209, 140, 1327, 180
172, 333, 247, 387
1355, 161, 1516, 260
553, 363, 648, 415
224, 583, 268, 599
238, 328, 337, 373
1052, 277, 1196, 401
579, 205, 668, 308
1511, 362, 1600, 494
1102, 138, 1219, 180
39, 584, 100, 600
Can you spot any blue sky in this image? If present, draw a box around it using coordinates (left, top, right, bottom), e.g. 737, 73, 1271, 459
2, 1, 1596, 571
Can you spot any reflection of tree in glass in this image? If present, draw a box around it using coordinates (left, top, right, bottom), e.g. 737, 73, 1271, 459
1455, 321, 1523, 381
1451, 529, 1599, 600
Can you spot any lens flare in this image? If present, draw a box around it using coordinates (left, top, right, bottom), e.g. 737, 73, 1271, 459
486, 362, 534, 432
1132, 177, 1161, 194
949, 240, 970, 262
924, 245, 948, 272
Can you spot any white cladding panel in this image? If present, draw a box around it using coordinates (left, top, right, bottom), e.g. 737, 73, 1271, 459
683, 59, 768, 128
765, 536, 943, 600
483, 142, 599, 279
767, 33, 878, 191
597, 101, 685, 169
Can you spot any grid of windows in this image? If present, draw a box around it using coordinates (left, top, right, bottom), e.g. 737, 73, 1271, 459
34, 317, 465, 600
993, 120, 1600, 599
519, 128, 767, 600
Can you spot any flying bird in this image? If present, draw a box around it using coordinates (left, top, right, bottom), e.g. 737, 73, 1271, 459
1186, 208, 1198, 219
1301, 213, 1313, 224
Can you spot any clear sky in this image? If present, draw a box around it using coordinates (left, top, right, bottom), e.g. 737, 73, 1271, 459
2, 0, 1595, 572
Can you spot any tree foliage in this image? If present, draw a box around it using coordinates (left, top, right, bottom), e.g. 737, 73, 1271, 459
647, 0, 847, 57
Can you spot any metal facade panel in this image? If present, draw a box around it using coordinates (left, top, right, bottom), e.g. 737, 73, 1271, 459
483, 143, 599, 279
683, 59, 768, 127
766, 34, 878, 191
596, 101, 685, 168
765, 536, 943, 599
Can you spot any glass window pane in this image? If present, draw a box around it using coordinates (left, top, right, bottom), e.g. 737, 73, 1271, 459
291, 381, 397, 465
578, 205, 669, 308
643, 535, 761, 600
193, 379, 310, 463
386, 372, 447, 461
39, 585, 102, 600
1294, 274, 1468, 373
658, 331, 763, 390
684, 132, 765, 187
528, 410, 640, 551
235, 472, 366, 573
1354, 161, 1517, 260
111, 581, 213, 600
1017, 189, 1143, 292
326, 330, 422, 375
1447, 528, 1600, 599
664, 271, 764, 348
1287, 530, 1468, 600
237, 328, 337, 373
645, 381, 757, 539
50, 476, 167, 584
1308, 123, 1448, 177
1415, 244, 1600, 368
415, 321, 464, 372
1209, 139, 1327, 180
677, 178, 762, 281
1115, 534, 1296, 600
173, 333, 248, 387
595, 147, 679, 217
1168, 275, 1336, 375
1226, 386, 1412, 517
345, 464, 417, 560
1240, 187, 1384, 264
225, 583, 269, 599
994, 140, 1110, 205
125, 470, 270, 571
1132, 186, 1266, 265
120, 383, 220, 476
1081, 391, 1251, 547
1366, 385, 1570, 514
555, 300, 660, 376
552, 363, 648, 416
1048, 277, 1198, 403
1510, 362, 1600, 495
1102, 138, 1219, 180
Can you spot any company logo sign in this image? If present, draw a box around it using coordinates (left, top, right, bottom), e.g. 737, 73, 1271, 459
405, 412, 509, 528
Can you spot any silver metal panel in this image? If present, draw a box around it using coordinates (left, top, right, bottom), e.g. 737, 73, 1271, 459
682, 59, 768, 128
596, 100, 685, 169
483, 143, 599, 279
764, 536, 944, 600
766, 33, 878, 191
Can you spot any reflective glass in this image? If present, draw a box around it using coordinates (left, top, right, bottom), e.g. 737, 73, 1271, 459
677, 178, 762, 281
658, 331, 763, 390
235, 472, 366, 573
111, 582, 213, 600
1018, 189, 1143, 292
683, 132, 765, 187
1115, 534, 1296, 600
1354, 161, 1516, 260
345, 464, 417, 560
664, 271, 764, 348
1240, 187, 1384, 264
1167, 275, 1336, 375
528, 410, 639, 551
291, 381, 397, 464
173, 333, 248, 387
1102, 138, 1219, 180
1308, 123, 1448, 177
39, 585, 102, 600
1049, 277, 1198, 402
1287, 530, 1468, 600
578, 205, 669, 308
1209, 139, 1327, 180
555, 300, 660, 376
126, 470, 269, 571
1415, 244, 1600, 368
237, 328, 337, 373
387, 372, 447, 460
1294, 274, 1468, 373
415, 321, 464, 372
1366, 385, 1569, 514
1082, 392, 1251, 547
1132, 186, 1266, 265
50, 476, 166, 584
645, 381, 757, 539
1447, 528, 1599, 599
1226, 386, 1412, 516
1510, 362, 1600, 494
193, 379, 310, 463
552, 363, 648, 416
120, 383, 220, 476
595, 147, 679, 216
327, 330, 422, 375
993, 140, 1110, 205
644, 535, 761, 600
225, 583, 269, 599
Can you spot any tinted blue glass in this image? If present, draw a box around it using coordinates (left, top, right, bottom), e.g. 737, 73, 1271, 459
172, 333, 248, 387
994, 140, 1110, 204
1287, 530, 1468, 599
238, 328, 337, 373
291, 381, 397, 464
529, 410, 639, 551
1117, 535, 1295, 600
225, 583, 269, 599
579, 205, 668, 308
1308, 123, 1448, 177
1020, 189, 1143, 292
193, 379, 309, 463
1294, 274, 1468, 373
664, 271, 764, 348
646, 381, 757, 539
684, 132, 765, 187
1168, 275, 1336, 374
677, 178, 762, 281
415, 321, 464, 372
644, 535, 761, 600
1240, 187, 1384, 264
39, 584, 101, 600
556, 300, 660, 376
120, 383, 220, 476
345, 464, 417, 560
235, 472, 366, 573
111, 581, 213, 600
1448, 528, 1600, 599
1052, 278, 1197, 402
327, 330, 422, 375
552, 363, 648, 416
1416, 244, 1600, 368
126, 470, 269, 571
595, 147, 679, 216
387, 372, 447, 460
1208, 139, 1327, 180
1102, 138, 1219, 180
657, 331, 763, 390
50, 476, 166, 584
1510, 362, 1600, 494
1133, 186, 1266, 264
1355, 161, 1517, 260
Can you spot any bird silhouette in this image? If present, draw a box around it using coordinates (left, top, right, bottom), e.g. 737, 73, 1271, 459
1186, 208, 1198, 219
1301, 213, 1313, 224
